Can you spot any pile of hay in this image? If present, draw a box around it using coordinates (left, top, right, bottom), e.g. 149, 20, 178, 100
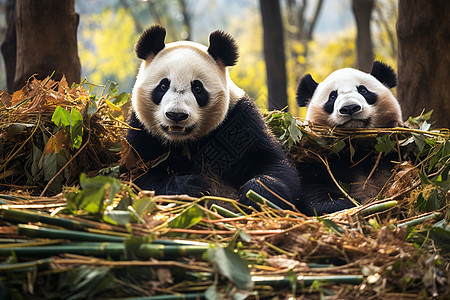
0, 76, 129, 195
0, 79, 449, 299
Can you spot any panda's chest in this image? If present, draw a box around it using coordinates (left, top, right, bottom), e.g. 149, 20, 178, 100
166, 111, 259, 177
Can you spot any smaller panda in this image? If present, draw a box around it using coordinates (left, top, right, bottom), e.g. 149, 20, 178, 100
295, 61, 403, 215
297, 61, 402, 128
123, 25, 301, 210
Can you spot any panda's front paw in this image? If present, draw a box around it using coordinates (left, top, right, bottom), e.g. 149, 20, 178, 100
166, 174, 212, 197
238, 178, 290, 210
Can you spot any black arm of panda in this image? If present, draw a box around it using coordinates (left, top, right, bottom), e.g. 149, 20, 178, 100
297, 161, 355, 216
223, 98, 302, 210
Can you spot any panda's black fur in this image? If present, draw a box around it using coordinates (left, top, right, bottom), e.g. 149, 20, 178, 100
124, 25, 301, 209
295, 62, 403, 215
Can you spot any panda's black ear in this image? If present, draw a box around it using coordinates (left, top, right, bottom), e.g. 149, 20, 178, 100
207, 30, 239, 66
296, 74, 318, 107
135, 25, 166, 60
370, 61, 397, 88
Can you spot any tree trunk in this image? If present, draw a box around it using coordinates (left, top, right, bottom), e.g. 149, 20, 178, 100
1, 0, 16, 93
259, 0, 288, 110
14, 0, 81, 90
397, 0, 450, 128
352, 0, 374, 72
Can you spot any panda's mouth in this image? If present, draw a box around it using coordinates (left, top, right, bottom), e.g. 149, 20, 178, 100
161, 125, 195, 135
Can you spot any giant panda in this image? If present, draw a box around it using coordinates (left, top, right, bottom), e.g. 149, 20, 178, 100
295, 61, 403, 215
123, 25, 301, 210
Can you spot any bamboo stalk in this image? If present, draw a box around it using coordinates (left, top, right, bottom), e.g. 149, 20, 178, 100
252, 274, 364, 288
136, 244, 209, 259
357, 201, 398, 216
118, 294, 206, 300
246, 190, 283, 210
1, 209, 96, 230
17, 224, 126, 243
0, 258, 51, 273
210, 204, 240, 218
0, 242, 125, 257
397, 212, 442, 228
0, 242, 209, 259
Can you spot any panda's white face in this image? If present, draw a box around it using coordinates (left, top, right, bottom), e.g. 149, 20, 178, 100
132, 42, 235, 143
305, 68, 402, 128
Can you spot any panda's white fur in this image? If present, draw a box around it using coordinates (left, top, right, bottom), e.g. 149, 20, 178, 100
298, 62, 403, 128
132, 41, 245, 143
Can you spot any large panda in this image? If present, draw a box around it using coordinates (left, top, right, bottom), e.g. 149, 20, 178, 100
124, 25, 301, 209
295, 61, 403, 215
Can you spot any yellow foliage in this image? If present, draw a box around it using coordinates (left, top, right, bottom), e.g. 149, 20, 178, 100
78, 8, 139, 89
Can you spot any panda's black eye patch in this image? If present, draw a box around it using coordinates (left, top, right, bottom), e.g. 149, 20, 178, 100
152, 78, 170, 105
357, 85, 377, 104
324, 90, 337, 114
191, 80, 209, 107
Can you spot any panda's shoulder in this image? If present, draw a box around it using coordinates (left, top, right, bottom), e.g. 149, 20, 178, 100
228, 96, 266, 127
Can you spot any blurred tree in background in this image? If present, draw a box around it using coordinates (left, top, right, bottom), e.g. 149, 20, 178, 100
397, 0, 450, 128
1, 0, 80, 92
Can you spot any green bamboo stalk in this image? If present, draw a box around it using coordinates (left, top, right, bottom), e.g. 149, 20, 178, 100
118, 294, 206, 300
1, 209, 96, 230
0, 243, 209, 258
18, 224, 125, 243
136, 244, 209, 259
0, 242, 125, 257
358, 201, 398, 215
210, 204, 241, 218
252, 274, 363, 288
246, 190, 283, 210
0, 258, 51, 273
397, 212, 442, 228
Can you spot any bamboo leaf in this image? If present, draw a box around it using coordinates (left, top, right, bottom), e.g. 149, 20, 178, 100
70, 108, 84, 149
168, 205, 203, 229
375, 134, 395, 155
207, 246, 253, 291
132, 196, 157, 218
331, 140, 345, 154
52, 106, 70, 128
108, 81, 119, 97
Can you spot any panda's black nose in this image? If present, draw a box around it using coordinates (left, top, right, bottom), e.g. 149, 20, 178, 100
165, 112, 189, 123
339, 104, 361, 115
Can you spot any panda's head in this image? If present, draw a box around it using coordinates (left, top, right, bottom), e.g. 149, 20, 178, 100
132, 25, 244, 143
296, 61, 403, 128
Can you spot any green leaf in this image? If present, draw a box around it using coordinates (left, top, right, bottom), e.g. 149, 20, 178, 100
375, 134, 395, 155
168, 205, 203, 229
331, 140, 346, 154
113, 92, 129, 106
80, 174, 122, 203
52, 106, 70, 128
87, 95, 98, 116
103, 208, 130, 226
132, 196, 157, 218
207, 246, 254, 291
31, 143, 42, 178
349, 142, 355, 160
70, 108, 84, 149
65, 174, 125, 216
108, 81, 119, 97
289, 117, 303, 144
316, 216, 344, 235
416, 190, 442, 212
413, 133, 427, 152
